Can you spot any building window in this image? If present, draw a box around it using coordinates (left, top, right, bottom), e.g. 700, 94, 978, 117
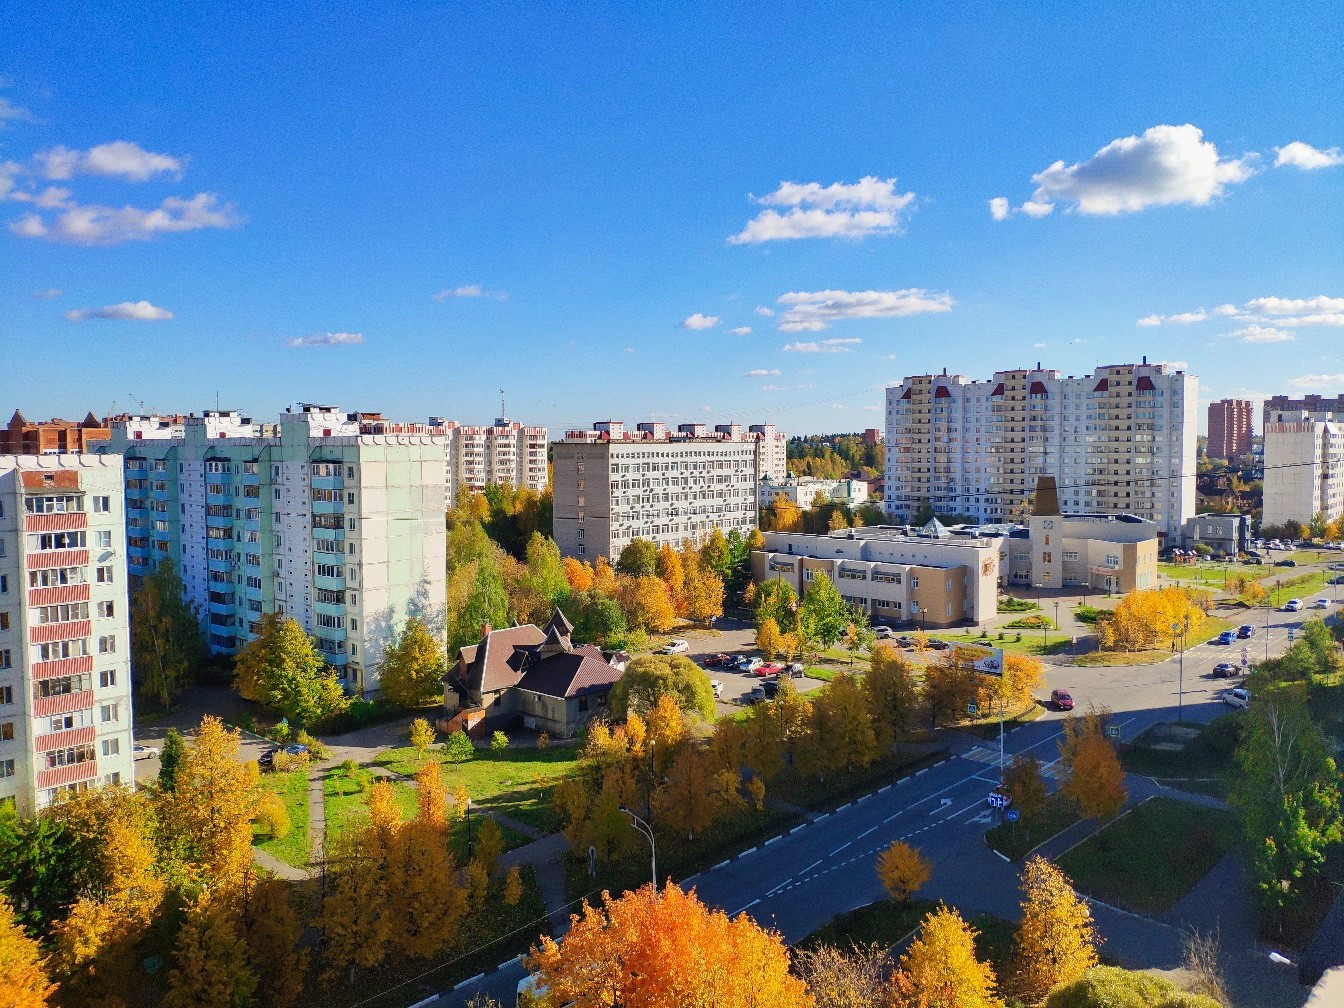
98, 635, 116, 654
0, 722, 13, 741
96, 566, 114, 584
0, 575, 6, 594
0, 650, 9, 669
1062, 551, 1079, 562
99, 670, 117, 688
92, 495, 110, 513
0, 614, 7, 631
1042, 552, 1052, 564
100, 703, 119, 723
0, 759, 13, 778
0, 686, 11, 705
102, 738, 121, 757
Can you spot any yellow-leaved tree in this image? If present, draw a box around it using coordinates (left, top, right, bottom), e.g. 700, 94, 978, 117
1058, 710, 1127, 821
1010, 856, 1099, 1002
891, 904, 1004, 1008
876, 840, 932, 904
526, 883, 811, 1008
0, 894, 54, 1008
162, 893, 256, 1008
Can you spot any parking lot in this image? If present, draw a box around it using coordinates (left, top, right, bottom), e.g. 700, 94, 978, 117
658, 619, 831, 714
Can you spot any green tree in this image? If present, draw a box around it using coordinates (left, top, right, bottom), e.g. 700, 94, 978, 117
1308, 511, 1328, 540
799, 572, 853, 652
608, 654, 716, 722
446, 521, 512, 656
491, 730, 510, 751
569, 589, 627, 645
843, 620, 876, 667
615, 538, 659, 577
1045, 966, 1220, 1008
0, 804, 79, 933
158, 727, 186, 791
259, 618, 350, 725
129, 560, 206, 708
755, 578, 799, 635
443, 730, 475, 762
700, 528, 731, 578
378, 616, 446, 707
409, 717, 436, 761
234, 611, 282, 702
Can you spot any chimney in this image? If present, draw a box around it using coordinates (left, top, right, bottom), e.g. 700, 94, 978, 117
480, 622, 493, 639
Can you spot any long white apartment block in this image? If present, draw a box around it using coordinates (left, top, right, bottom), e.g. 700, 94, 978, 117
0, 454, 135, 813
1262, 410, 1344, 528
884, 360, 1196, 538
104, 405, 446, 696
552, 420, 786, 560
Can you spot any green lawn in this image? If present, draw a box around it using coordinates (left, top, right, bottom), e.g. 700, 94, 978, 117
374, 743, 582, 835
1057, 797, 1238, 914
1158, 563, 1238, 590
1266, 570, 1329, 608
253, 768, 310, 869
985, 791, 1080, 859
801, 900, 1015, 974
1120, 717, 1243, 800
931, 630, 1072, 658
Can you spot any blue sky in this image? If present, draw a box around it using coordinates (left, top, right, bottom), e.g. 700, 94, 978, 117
3, 3, 1342, 437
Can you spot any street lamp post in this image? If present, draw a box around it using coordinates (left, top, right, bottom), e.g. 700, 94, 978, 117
1171, 617, 1188, 723
619, 805, 658, 893
1052, 601, 1060, 648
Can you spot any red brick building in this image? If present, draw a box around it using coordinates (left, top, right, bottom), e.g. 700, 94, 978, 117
0, 411, 111, 455
1206, 399, 1253, 461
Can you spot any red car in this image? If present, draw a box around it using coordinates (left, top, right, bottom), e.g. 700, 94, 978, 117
702, 653, 730, 667
1050, 689, 1074, 711
755, 662, 785, 677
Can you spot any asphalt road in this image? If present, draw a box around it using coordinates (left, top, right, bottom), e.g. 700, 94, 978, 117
445, 597, 1331, 1007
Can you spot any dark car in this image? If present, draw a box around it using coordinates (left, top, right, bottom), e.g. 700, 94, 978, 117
1050, 689, 1074, 711
1275, 559, 1297, 567
1242, 556, 1263, 565
258, 743, 309, 770
762, 678, 780, 699
741, 687, 767, 706
1212, 662, 1239, 678
1237, 624, 1255, 638
926, 639, 951, 651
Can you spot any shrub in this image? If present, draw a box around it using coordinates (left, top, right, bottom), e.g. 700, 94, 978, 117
271, 721, 291, 743
998, 596, 1041, 613
295, 729, 328, 759
273, 750, 309, 773
254, 791, 291, 839
1045, 965, 1219, 1008
443, 729, 474, 762
339, 758, 359, 778
1005, 615, 1055, 630
491, 730, 509, 751
536, 731, 551, 750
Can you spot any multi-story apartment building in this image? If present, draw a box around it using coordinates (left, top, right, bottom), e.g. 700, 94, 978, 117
759, 475, 870, 509
104, 405, 447, 696
884, 360, 1196, 539
0, 454, 135, 813
553, 420, 786, 560
1264, 394, 1344, 430
1262, 411, 1344, 528
1207, 399, 1253, 461
2, 410, 110, 455
356, 414, 549, 502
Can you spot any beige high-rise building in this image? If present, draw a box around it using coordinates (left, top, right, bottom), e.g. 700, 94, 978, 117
1263, 411, 1344, 528
885, 360, 1197, 538
0, 454, 136, 813
552, 420, 785, 560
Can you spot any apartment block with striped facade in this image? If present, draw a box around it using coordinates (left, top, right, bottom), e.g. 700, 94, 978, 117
104, 404, 447, 697
0, 454, 135, 813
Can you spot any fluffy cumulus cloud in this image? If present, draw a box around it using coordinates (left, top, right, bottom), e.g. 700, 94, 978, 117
774, 288, 953, 332
728, 326, 752, 335
434, 284, 507, 301
743, 368, 781, 377
37, 141, 186, 182
1139, 296, 1344, 331
729, 176, 916, 244
1010, 124, 1255, 216
782, 337, 862, 353
679, 312, 720, 330
1290, 373, 1344, 390
288, 332, 364, 347
1224, 324, 1295, 343
11, 192, 241, 245
1275, 141, 1344, 170
754, 305, 774, 316
64, 300, 173, 322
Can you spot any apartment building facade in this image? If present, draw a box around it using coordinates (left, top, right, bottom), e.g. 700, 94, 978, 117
1262, 411, 1344, 528
759, 475, 870, 509
553, 420, 786, 560
356, 414, 549, 502
1207, 399, 1254, 461
1264, 394, 1344, 429
0, 454, 136, 813
884, 360, 1196, 538
105, 405, 447, 696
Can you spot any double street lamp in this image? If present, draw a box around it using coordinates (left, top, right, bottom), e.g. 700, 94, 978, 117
619, 805, 658, 894
1171, 616, 1190, 724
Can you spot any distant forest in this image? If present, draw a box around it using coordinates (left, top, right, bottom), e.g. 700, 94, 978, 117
786, 433, 883, 479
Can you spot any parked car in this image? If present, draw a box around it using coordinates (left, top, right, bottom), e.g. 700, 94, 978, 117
762, 678, 780, 699
259, 743, 309, 770
1316, 598, 1331, 609
1237, 624, 1255, 638
132, 744, 159, 761
873, 625, 896, 639
741, 687, 767, 705
1050, 688, 1074, 711
1242, 556, 1264, 565
1330, 575, 1344, 585
1275, 559, 1297, 568
1284, 599, 1303, 612
702, 653, 729, 667
1222, 687, 1251, 709
786, 662, 806, 678
710, 680, 723, 698
926, 639, 951, 650
660, 638, 689, 654
755, 662, 784, 677
740, 657, 763, 674
1216, 630, 1236, 645
1212, 662, 1239, 678
895, 635, 916, 648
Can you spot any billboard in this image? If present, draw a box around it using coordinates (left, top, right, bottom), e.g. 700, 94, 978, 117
951, 642, 1005, 676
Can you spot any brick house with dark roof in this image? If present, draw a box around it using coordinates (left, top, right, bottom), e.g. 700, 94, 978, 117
443, 609, 628, 738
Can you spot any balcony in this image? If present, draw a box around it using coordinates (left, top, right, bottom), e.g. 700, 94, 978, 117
29, 620, 91, 646
33, 690, 95, 718
27, 583, 91, 607
36, 761, 99, 791
24, 512, 88, 534
30, 655, 94, 680
26, 548, 89, 570
32, 724, 97, 752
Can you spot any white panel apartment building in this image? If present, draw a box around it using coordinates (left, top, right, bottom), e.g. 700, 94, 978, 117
884, 361, 1196, 538
0, 455, 135, 814
1262, 410, 1344, 528
105, 405, 447, 696
553, 420, 787, 560
360, 414, 548, 502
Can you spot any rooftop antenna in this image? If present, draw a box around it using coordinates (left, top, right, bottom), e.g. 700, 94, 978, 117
500, 389, 506, 417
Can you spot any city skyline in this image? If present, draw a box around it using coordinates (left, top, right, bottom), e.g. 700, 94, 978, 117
2, 5, 1342, 437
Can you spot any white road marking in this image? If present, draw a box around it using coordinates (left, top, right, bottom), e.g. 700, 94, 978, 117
800, 859, 822, 875
857, 825, 878, 840
732, 898, 760, 915
830, 841, 852, 856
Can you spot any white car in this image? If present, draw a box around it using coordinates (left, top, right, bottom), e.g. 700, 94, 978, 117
1284, 599, 1303, 612
1223, 687, 1251, 709
133, 744, 159, 760
660, 639, 689, 654
873, 626, 896, 639
1316, 598, 1330, 609
710, 680, 723, 698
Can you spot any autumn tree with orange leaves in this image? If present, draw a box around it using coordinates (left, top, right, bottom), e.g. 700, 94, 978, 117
526, 883, 812, 1008
0, 893, 54, 1008
1058, 708, 1127, 821
876, 840, 933, 904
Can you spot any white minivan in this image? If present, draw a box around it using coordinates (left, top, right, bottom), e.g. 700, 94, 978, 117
1284, 599, 1303, 612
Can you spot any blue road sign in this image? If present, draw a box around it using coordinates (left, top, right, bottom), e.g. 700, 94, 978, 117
1007, 810, 1020, 822
967, 702, 978, 716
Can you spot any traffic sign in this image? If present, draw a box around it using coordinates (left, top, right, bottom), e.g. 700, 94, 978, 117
988, 792, 1008, 808
1007, 810, 1020, 822
1289, 629, 1296, 642
967, 702, 978, 716
1106, 725, 1120, 739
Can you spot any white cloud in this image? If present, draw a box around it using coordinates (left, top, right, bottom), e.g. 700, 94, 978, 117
434, 284, 507, 301
1275, 141, 1344, 170
0, 96, 33, 127
1290, 373, 1344, 390
761, 384, 786, 391
1020, 124, 1255, 215
991, 196, 1055, 220
861, 404, 883, 411
754, 306, 774, 317
782, 338, 862, 354
743, 369, 782, 377
775, 288, 953, 332
729, 176, 916, 244
1032, 341, 1047, 348
288, 332, 364, 347
1020, 200, 1053, 217
64, 300, 173, 322
829, 403, 847, 410
728, 326, 752, 335
679, 312, 720, 330
989, 197, 1010, 222
1147, 295, 1344, 330
36, 141, 186, 182
12, 192, 241, 245
31, 288, 61, 300
1224, 325, 1295, 343
1157, 360, 1189, 370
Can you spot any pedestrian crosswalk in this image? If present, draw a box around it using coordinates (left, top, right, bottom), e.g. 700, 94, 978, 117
961, 746, 1062, 779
